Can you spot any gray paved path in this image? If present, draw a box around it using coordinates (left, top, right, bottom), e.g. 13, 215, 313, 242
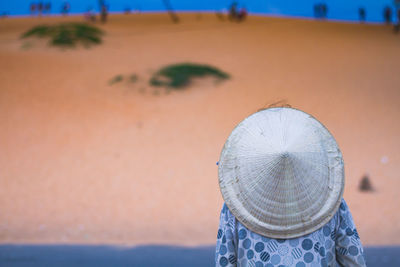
0, 245, 398, 266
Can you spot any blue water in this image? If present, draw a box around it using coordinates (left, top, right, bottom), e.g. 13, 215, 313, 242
0, 244, 399, 266
0, 0, 398, 23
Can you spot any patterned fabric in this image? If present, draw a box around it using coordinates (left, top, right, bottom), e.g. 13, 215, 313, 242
215, 199, 366, 267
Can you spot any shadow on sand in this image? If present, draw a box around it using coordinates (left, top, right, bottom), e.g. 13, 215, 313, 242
0, 244, 399, 266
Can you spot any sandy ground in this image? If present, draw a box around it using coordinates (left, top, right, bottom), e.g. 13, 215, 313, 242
0, 13, 399, 246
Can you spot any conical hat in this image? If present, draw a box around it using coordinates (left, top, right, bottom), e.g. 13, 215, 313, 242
218, 107, 344, 239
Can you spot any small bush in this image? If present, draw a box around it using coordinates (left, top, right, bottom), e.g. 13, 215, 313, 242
108, 73, 138, 85
150, 63, 230, 89
21, 23, 103, 47
359, 174, 374, 192
129, 74, 138, 83
22, 25, 51, 38
109, 75, 123, 85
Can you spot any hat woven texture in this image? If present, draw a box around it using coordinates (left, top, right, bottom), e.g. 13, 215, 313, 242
218, 107, 344, 239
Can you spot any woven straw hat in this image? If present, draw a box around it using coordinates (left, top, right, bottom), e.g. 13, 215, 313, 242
218, 107, 344, 239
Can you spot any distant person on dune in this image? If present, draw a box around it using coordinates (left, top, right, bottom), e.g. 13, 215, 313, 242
228, 2, 238, 21
321, 3, 328, 19
359, 8, 366, 23
100, 5, 108, 23
215, 107, 366, 267
37, 2, 43, 16
394, 9, 400, 33
237, 7, 247, 21
383, 6, 392, 24
314, 3, 328, 20
30, 3, 37, 16
313, 4, 317, 18
61, 2, 70, 16
124, 6, 131, 14
228, 2, 247, 22
44, 2, 51, 15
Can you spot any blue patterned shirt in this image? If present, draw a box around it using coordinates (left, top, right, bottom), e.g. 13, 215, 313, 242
215, 199, 366, 267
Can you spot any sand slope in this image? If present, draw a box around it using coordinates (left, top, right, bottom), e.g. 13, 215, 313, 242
0, 13, 399, 246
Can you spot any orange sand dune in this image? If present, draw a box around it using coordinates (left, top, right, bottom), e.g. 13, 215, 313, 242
0, 13, 399, 246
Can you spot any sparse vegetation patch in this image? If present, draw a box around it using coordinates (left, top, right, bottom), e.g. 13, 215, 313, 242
21, 23, 103, 47
108, 73, 138, 86
109, 75, 123, 85
150, 63, 230, 89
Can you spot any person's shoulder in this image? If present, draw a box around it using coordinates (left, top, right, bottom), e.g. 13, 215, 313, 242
221, 203, 228, 213
335, 198, 357, 224
329, 198, 349, 223
339, 198, 350, 212
221, 203, 235, 217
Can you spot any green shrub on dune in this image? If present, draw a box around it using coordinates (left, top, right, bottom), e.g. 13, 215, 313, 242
21, 25, 51, 38
21, 23, 103, 47
150, 63, 230, 89
108, 75, 124, 85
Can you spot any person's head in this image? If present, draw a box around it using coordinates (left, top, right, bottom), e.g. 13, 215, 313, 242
218, 107, 344, 239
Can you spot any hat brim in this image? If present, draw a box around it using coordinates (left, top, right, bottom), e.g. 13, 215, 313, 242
218, 107, 344, 239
